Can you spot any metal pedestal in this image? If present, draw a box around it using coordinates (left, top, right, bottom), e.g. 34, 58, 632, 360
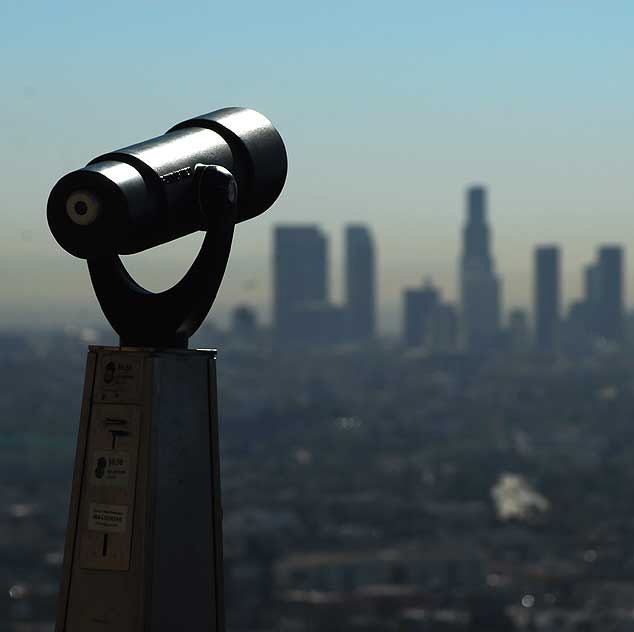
55, 346, 224, 631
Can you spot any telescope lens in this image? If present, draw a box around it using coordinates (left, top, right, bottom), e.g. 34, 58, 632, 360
66, 190, 101, 226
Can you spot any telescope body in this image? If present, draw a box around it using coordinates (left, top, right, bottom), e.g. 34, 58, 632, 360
48, 108, 287, 258
50, 107, 286, 631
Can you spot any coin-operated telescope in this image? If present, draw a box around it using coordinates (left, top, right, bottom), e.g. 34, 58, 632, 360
49, 108, 287, 632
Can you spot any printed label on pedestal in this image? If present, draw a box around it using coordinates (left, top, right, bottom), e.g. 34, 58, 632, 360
88, 503, 128, 533
96, 355, 143, 402
91, 451, 130, 487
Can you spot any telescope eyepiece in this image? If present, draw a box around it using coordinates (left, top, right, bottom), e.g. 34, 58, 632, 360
65, 190, 102, 226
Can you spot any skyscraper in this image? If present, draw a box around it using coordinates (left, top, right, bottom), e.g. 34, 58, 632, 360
428, 302, 458, 353
273, 226, 328, 338
402, 281, 439, 348
344, 225, 376, 341
508, 308, 530, 351
574, 262, 600, 338
534, 246, 561, 351
231, 304, 258, 338
595, 245, 624, 341
459, 186, 501, 352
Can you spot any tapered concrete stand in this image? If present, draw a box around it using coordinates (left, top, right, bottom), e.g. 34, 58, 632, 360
56, 346, 224, 632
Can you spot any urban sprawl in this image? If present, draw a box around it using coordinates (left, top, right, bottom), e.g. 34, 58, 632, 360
1, 186, 634, 631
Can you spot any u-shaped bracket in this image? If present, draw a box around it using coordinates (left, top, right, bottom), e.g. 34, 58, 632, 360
87, 165, 237, 348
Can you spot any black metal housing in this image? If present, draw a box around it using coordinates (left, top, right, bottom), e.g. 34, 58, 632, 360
47, 107, 287, 258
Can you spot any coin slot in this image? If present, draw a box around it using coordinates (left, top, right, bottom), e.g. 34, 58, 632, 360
104, 417, 127, 426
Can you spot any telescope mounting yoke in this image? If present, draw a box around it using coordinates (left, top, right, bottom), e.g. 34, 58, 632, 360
88, 164, 236, 349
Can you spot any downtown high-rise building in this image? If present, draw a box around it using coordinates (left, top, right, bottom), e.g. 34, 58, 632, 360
459, 186, 501, 352
273, 225, 328, 338
509, 308, 530, 351
595, 245, 624, 342
572, 247, 624, 345
402, 279, 458, 352
534, 246, 561, 351
578, 262, 601, 337
402, 281, 439, 348
344, 225, 376, 341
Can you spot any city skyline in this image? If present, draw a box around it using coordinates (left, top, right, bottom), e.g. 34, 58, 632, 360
0, 184, 630, 337
266, 185, 625, 349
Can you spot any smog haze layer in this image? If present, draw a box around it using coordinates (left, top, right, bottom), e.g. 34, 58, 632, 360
1, 1, 632, 332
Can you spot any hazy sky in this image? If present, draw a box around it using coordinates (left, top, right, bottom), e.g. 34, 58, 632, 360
1, 1, 632, 332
